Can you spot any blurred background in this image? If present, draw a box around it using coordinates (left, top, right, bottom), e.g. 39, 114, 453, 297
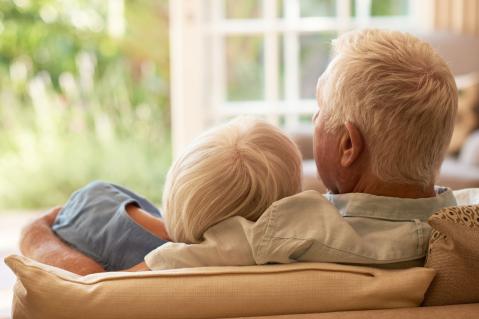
0, 0, 170, 210
1, 0, 479, 317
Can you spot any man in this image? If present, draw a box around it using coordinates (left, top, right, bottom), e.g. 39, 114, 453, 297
20, 29, 459, 274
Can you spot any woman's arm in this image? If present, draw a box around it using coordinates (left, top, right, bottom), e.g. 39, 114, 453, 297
126, 204, 171, 241
19, 207, 106, 275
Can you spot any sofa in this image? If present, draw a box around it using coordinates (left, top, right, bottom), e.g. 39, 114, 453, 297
5, 204, 479, 318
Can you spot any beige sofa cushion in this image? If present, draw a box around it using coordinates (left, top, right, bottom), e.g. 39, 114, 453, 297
423, 205, 479, 306
5, 254, 435, 319
244, 303, 479, 319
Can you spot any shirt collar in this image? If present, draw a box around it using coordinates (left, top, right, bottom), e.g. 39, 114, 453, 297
324, 186, 457, 221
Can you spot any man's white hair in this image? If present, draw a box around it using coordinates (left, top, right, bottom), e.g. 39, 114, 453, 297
318, 29, 458, 186
162, 117, 302, 243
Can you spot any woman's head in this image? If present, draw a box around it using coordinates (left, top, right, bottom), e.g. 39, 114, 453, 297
162, 117, 302, 243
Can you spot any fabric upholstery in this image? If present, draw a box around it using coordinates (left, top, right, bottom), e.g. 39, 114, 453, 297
242, 303, 479, 319
423, 205, 479, 306
5, 254, 435, 319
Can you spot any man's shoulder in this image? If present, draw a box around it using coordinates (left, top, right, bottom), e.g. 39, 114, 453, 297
254, 190, 345, 239
271, 190, 334, 211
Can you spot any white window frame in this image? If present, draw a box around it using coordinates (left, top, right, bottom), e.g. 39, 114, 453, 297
169, 0, 434, 157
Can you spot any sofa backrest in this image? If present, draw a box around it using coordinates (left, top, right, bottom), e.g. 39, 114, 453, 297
5, 254, 434, 319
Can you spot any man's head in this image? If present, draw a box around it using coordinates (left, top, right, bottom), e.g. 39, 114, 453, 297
163, 117, 302, 243
313, 29, 458, 194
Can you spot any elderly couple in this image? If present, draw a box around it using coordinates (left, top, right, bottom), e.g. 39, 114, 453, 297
20, 29, 465, 275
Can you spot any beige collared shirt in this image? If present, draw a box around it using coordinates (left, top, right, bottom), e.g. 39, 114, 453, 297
145, 187, 472, 270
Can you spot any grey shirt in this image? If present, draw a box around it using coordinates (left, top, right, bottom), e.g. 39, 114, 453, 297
145, 187, 462, 270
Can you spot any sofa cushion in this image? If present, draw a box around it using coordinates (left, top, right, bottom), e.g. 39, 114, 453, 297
5, 254, 435, 319
245, 303, 479, 319
423, 205, 479, 306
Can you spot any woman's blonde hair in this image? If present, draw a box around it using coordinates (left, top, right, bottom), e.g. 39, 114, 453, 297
162, 117, 302, 243
317, 29, 458, 186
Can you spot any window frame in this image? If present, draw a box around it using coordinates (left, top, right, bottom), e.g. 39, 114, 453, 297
169, 0, 433, 156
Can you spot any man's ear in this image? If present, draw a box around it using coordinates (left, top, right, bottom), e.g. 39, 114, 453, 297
339, 122, 364, 167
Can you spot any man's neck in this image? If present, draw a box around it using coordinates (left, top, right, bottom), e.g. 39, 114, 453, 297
344, 174, 436, 199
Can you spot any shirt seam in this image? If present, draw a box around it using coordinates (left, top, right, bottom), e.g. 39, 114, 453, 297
340, 214, 431, 222
415, 219, 424, 256
256, 204, 276, 260
331, 189, 456, 219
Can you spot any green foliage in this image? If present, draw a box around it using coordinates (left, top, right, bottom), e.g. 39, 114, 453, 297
371, 0, 409, 16
226, 36, 264, 101
225, 0, 261, 19
0, 0, 171, 209
350, 0, 409, 17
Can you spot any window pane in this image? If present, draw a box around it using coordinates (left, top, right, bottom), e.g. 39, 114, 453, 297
277, 0, 284, 19
225, 0, 262, 19
299, 32, 336, 99
299, 114, 314, 124
371, 0, 408, 16
226, 36, 264, 101
350, 0, 409, 17
278, 35, 285, 100
301, 0, 337, 17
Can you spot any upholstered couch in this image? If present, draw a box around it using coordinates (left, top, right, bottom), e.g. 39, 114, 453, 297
5, 204, 479, 318
3, 256, 478, 319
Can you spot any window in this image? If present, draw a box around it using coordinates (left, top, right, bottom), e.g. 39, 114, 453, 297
170, 0, 428, 155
